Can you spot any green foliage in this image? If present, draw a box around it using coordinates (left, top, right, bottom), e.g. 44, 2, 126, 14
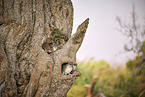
125, 41, 145, 97
67, 60, 145, 97
140, 41, 145, 55
126, 41, 145, 72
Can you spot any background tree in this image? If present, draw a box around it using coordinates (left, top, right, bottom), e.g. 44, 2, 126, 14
116, 4, 145, 96
116, 4, 145, 54
0, 0, 89, 97
116, 4, 145, 71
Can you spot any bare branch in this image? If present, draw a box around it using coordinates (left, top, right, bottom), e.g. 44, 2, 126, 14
62, 18, 89, 60
116, 4, 145, 54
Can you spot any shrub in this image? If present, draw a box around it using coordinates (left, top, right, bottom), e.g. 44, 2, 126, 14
67, 60, 144, 97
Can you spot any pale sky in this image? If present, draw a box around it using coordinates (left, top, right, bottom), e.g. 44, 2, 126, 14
71, 0, 145, 65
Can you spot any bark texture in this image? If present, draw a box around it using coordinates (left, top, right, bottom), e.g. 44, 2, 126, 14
0, 0, 89, 97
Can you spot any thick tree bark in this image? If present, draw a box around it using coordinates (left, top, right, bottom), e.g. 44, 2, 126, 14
0, 0, 89, 97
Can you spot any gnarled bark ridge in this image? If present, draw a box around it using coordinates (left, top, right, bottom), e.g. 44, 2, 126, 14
0, 0, 89, 97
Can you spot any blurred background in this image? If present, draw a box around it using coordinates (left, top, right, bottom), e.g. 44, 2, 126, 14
67, 0, 145, 97
72, 0, 145, 66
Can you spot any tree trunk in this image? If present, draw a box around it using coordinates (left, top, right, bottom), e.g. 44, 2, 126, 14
0, 0, 89, 97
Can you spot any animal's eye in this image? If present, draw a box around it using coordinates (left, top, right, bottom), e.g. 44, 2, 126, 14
61, 62, 72, 74
61, 62, 76, 75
